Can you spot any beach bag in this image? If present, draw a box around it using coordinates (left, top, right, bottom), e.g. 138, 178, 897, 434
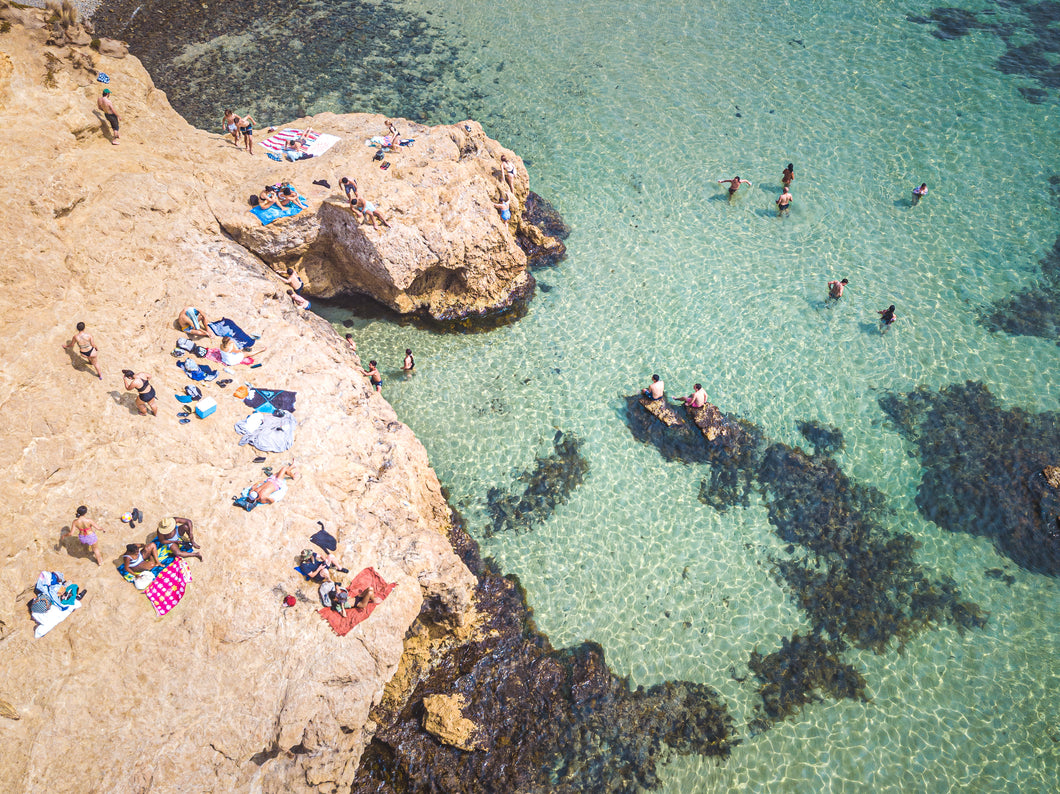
133, 572, 155, 591
184, 385, 202, 400
29, 594, 52, 615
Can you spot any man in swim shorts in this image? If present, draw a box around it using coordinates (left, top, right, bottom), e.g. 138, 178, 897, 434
683, 383, 708, 409
356, 196, 390, 229
63, 321, 102, 379
288, 289, 311, 311
60, 505, 106, 566
97, 88, 120, 145
776, 186, 793, 214
178, 307, 212, 339
360, 360, 383, 391
239, 113, 256, 155
718, 176, 750, 199
248, 464, 298, 506
827, 278, 849, 301
643, 374, 665, 400
155, 516, 203, 561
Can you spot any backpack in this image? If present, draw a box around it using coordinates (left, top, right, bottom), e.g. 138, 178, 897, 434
176, 338, 195, 352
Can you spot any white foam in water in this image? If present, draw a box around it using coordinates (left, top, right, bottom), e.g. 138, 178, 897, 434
316, 0, 1060, 789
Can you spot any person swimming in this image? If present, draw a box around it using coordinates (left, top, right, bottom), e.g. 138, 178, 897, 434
718, 176, 751, 198
878, 304, 896, 332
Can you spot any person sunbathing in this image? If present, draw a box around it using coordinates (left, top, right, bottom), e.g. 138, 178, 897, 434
218, 335, 266, 365
319, 580, 350, 614
122, 542, 160, 574
178, 307, 212, 339
249, 464, 298, 506
352, 586, 383, 612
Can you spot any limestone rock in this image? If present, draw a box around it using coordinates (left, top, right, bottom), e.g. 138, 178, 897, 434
639, 395, 684, 427
1044, 466, 1060, 489
0, 19, 478, 793
422, 693, 483, 751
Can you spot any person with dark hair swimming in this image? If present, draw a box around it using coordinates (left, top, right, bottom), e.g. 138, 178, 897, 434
878, 304, 896, 331
782, 163, 794, 187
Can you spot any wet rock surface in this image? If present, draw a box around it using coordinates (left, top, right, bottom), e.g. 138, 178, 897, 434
626, 392, 986, 727
880, 380, 1060, 575
486, 430, 589, 536
352, 520, 738, 794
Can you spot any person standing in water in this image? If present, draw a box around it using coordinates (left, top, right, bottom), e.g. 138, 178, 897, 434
782, 163, 795, 187
911, 183, 928, 206
97, 88, 120, 145
776, 186, 793, 214
63, 322, 103, 379
402, 349, 415, 372
878, 304, 896, 332
718, 176, 751, 199
827, 278, 849, 301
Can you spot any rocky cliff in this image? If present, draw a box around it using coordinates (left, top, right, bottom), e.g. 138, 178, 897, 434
0, 13, 480, 792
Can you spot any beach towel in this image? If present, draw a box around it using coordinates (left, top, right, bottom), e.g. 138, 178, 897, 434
205, 348, 254, 366
117, 545, 177, 584
244, 388, 297, 413
145, 560, 188, 617
318, 567, 395, 636
33, 599, 81, 638
208, 319, 256, 349
234, 410, 296, 453
260, 129, 340, 157
250, 200, 306, 226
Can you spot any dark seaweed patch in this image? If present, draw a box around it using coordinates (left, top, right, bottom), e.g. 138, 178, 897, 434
93, 0, 482, 129
880, 380, 1060, 575
797, 420, 845, 456
979, 233, 1060, 343
748, 633, 868, 732
486, 430, 588, 536
353, 517, 737, 794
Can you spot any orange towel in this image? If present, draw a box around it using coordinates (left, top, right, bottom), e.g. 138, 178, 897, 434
318, 567, 395, 636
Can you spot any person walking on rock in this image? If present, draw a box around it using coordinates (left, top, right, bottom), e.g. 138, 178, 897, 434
122, 369, 158, 416
60, 505, 106, 566
63, 321, 102, 379
97, 88, 120, 145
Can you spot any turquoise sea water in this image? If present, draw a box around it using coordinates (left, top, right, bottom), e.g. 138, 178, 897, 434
115, 0, 1060, 788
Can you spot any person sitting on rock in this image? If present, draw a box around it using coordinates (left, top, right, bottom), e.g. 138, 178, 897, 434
683, 383, 708, 409
643, 374, 664, 401
257, 187, 279, 210
154, 516, 203, 561
299, 549, 344, 582
248, 465, 298, 506
277, 185, 308, 210
355, 196, 390, 229
178, 307, 212, 339
319, 580, 350, 614
122, 542, 160, 574
352, 586, 383, 612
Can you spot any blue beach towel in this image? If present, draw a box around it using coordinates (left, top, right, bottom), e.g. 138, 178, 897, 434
244, 388, 297, 413
267, 152, 283, 162
208, 318, 256, 349
250, 197, 306, 225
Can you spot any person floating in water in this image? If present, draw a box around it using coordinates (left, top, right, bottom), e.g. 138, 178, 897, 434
643, 374, 664, 401
827, 278, 849, 301
878, 304, 896, 332
718, 176, 751, 199
911, 183, 928, 206
776, 186, 793, 214
782, 163, 794, 187
683, 383, 708, 408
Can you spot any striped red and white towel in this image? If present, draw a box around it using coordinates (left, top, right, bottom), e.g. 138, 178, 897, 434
259, 128, 320, 153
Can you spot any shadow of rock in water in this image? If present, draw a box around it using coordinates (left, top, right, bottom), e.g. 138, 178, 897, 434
880, 380, 1060, 575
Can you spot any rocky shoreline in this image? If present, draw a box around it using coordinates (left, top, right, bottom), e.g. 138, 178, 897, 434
0, 11, 735, 792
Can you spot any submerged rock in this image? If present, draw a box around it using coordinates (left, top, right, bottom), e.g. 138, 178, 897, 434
880, 381, 1060, 575
353, 521, 738, 793
422, 694, 484, 752
486, 430, 589, 536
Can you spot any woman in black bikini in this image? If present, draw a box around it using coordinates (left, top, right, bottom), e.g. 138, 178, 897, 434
62, 321, 102, 379
122, 369, 158, 416
782, 163, 794, 187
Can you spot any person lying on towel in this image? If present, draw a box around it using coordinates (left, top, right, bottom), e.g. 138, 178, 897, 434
248, 464, 298, 506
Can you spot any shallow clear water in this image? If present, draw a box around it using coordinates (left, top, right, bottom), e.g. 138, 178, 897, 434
144, 0, 1060, 787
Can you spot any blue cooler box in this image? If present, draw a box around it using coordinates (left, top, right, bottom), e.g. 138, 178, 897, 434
195, 397, 218, 419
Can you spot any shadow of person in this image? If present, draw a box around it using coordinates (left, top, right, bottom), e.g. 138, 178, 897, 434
860, 321, 884, 335
108, 389, 141, 415
62, 345, 96, 376
893, 197, 913, 208
57, 526, 95, 561
92, 109, 116, 144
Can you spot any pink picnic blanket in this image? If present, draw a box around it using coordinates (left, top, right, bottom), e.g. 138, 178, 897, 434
318, 567, 395, 636
145, 560, 188, 616
205, 348, 254, 366
260, 129, 320, 153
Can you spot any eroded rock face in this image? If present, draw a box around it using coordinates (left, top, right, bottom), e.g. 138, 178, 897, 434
0, 18, 476, 793
207, 113, 559, 321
